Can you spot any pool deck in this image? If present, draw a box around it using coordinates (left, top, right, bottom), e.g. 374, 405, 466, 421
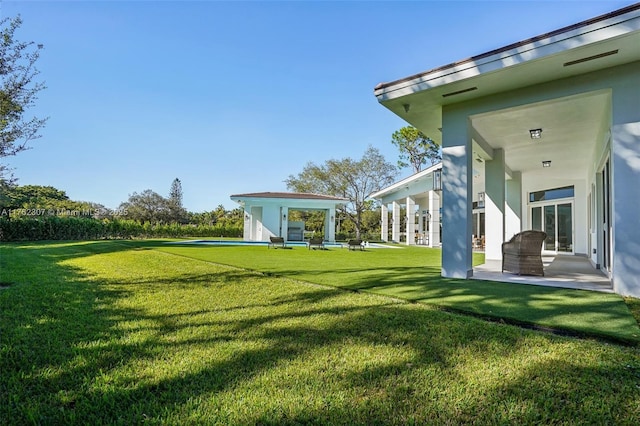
169, 239, 377, 249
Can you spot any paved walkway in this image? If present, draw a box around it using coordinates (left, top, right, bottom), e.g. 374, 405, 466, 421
472, 255, 613, 293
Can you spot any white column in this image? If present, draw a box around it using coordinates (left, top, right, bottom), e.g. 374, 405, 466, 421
325, 207, 336, 242
612, 121, 640, 297
441, 117, 473, 279
392, 201, 400, 243
380, 204, 389, 242
416, 201, 425, 245
281, 206, 289, 240
485, 148, 506, 260
428, 190, 441, 247
243, 208, 251, 241
505, 171, 522, 241
405, 196, 415, 245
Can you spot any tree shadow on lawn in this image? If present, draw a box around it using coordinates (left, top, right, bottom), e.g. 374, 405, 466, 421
2, 242, 639, 424
146, 241, 639, 343
0, 239, 171, 267
0, 248, 635, 424
265, 264, 640, 344
97, 240, 640, 343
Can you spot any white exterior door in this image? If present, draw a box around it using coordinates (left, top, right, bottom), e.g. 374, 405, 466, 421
531, 201, 574, 254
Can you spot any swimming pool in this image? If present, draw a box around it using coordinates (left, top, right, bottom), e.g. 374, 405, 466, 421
166, 240, 397, 249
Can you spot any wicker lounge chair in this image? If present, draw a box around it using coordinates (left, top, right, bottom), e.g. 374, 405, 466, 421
501, 230, 547, 276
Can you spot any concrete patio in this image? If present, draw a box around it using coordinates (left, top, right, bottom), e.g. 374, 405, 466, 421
472, 255, 613, 293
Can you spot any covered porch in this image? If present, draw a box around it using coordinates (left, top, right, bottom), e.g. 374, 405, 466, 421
373, 4, 640, 296
370, 163, 445, 247
230, 192, 347, 243
473, 255, 613, 293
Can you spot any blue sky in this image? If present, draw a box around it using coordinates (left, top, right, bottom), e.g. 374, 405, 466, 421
3, 0, 633, 212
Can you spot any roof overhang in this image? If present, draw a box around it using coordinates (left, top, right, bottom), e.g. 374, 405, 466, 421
370, 162, 442, 201
374, 3, 640, 145
230, 192, 348, 208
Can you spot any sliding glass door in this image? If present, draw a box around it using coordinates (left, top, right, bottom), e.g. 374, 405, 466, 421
531, 202, 573, 253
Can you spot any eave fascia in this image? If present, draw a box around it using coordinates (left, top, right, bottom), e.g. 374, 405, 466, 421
230, 197, 346, 208
374, 4, 640, 102
370, 162, 442, 200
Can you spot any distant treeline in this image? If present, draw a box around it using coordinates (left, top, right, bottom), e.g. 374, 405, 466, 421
0, 216, 242, 242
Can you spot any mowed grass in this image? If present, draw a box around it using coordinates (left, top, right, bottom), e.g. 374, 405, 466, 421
154, 241, 640, 343
0, 241, 639, 425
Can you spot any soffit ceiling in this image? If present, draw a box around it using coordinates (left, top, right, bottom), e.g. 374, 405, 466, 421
470, 90, 611, 180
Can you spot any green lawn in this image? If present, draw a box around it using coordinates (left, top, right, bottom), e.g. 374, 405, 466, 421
154, 240, 640, 343
1, 240, 640, 425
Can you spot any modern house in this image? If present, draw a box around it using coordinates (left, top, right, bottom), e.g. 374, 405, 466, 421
374, 3, 640, 297
370, 162, 445, 248
230, 192, 346, 242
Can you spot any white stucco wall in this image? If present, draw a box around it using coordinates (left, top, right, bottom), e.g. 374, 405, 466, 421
610, 62, 640, 297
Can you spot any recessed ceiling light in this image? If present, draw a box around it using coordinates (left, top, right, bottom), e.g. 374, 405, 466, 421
530, 129, 543, 139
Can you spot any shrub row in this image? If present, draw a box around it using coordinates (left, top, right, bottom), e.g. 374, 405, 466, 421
0, 217, 242, 242
335, 231, 380, 242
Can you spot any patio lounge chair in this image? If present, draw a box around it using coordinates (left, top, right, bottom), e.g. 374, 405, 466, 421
347, 239, 363, 251
268, 236, 286, 249
502, 230, 547, 276
307, 237, 325, 250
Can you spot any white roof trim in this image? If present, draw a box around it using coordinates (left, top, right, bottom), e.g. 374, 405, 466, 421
375, 4, 640, 101
370, 162, 442, 199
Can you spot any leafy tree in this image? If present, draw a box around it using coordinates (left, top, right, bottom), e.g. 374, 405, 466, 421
0, 176, 14, 206
285, 146, 397, 238
360, 206, 382, 238
187, 205, 237, 227
188, 210, 216, 226
216, 206, 243, 228
168, 178, 183, 206
391, 126, 441, 173
118, 189, 171, 224
212, 204, 227, 222
7, 184, 68, 205
168, 178, 187, 223
0, 16, 48, 182
288, 210, 325, 236
0, 184, 95, 216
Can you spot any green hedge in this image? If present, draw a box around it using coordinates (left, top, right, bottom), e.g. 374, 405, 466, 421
0, 217, 242, 241
335, 231, 380, 242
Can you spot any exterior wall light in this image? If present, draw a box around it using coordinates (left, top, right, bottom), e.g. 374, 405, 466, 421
542, 160, 552, 168
478, 192, 485, 207
433, 169, 442, 191
530, 128, 543, 139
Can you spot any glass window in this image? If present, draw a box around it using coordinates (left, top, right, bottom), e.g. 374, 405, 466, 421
529, 186, 574, 203
544, 205, 556, 251
557, 203, 573, 252
531, 207, 542, 231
